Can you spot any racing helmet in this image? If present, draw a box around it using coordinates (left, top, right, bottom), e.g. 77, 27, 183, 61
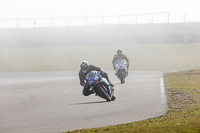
80, 60, 89, 72
117, 49, 122, 56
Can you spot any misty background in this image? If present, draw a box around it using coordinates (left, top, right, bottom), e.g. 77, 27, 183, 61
0, 0, 200, 72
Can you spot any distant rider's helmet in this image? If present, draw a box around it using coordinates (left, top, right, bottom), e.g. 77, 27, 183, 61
117, 49, 122, 56
80, 60, 89, 73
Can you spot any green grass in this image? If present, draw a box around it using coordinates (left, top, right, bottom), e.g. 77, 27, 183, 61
165, 69, 200, 93
65, 69, 200, 133
1, 43, 200, 72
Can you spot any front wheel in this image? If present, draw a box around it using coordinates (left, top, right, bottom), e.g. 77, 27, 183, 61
119, 70, 125, 84
97, 85, 111, 101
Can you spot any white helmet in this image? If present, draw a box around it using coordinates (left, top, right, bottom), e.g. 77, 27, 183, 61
117, 49, 122, 56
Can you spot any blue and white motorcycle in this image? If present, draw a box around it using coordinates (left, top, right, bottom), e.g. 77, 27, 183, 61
86, 71, 116, 102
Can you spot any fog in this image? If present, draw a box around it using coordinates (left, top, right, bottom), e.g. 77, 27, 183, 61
0, 23, 200, 48
0, 23, 200, 72
0, 0, 200, 22
0, 0, 200, 72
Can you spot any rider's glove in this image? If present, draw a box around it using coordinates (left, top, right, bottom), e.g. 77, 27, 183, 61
100, 70, 105, 75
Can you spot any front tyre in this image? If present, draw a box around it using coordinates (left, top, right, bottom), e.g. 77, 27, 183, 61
97, 85, 111, 101
119, 70, 125, 84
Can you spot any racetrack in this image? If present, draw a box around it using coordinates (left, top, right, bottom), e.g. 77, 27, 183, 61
0, 71, 168, 133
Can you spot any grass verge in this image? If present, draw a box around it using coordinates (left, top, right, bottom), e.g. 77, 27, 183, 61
65, 69, 200, 133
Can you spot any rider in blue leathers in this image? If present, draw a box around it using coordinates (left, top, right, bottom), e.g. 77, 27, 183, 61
79, 61, 114, 96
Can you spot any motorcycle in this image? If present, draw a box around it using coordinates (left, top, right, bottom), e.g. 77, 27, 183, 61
86, 71, 116, 102
115, 61, 128, 84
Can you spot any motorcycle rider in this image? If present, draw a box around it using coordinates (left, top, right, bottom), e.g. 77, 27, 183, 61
79, 60, 114, 96
112, 49, 130, 71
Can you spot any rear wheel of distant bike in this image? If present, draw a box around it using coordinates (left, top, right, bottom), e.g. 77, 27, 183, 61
97, 85, 111, 101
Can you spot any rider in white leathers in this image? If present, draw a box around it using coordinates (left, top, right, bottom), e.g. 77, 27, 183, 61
112, 49, 130, 74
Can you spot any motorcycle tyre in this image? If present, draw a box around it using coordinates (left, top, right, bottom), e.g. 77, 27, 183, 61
119, 70, 125, 84
97, 85, 111, 102
111, 94, 116, 101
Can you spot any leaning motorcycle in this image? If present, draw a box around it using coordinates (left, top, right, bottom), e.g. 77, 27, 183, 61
115, 61, 128, 84
86, 71, 116, 102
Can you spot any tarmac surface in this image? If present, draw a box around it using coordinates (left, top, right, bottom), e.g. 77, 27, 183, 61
0, 71, 168, 133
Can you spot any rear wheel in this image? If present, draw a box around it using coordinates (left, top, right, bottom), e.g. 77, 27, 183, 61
111, 94, 116, 101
